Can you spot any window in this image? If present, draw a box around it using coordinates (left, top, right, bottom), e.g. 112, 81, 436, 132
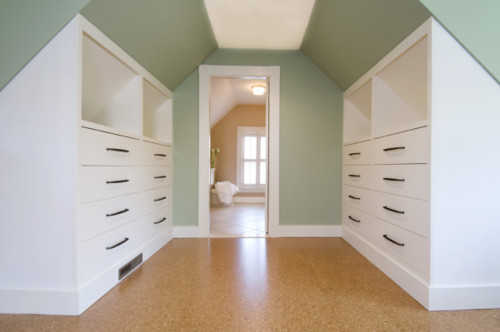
237, 127, 266, 192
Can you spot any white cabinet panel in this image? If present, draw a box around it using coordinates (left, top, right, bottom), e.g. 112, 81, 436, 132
80, 166, 142, 203
143, 166, 172, 190
371, 165, 429, 200
143, 186, 172, 213
373, 127, 428, 164
343, 140, 372, 165
143, 141, 172, 166
343, 204, 372, 238
80, 128, 142, 166
342, 185, 371, 213
343, 165, 371, 189
143, 207, 171, 239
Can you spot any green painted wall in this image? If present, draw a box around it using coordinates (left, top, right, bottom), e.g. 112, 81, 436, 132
301, 0, 431, 90
420, 0, 500, 83
173, 50, 343, 226
80, 0, 217, 91
0, 0, 90, 90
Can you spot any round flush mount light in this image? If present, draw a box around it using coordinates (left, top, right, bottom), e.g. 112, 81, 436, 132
251, 85, 266, 96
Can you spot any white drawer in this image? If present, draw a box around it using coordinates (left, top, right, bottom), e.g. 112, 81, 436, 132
344, 140, 372, 165
343, 165, 371, 189
143, 186, 172, 213
371, 165, 429, 200
342, 204, 371, 238
80, 166, 142, 203
373, 127, 428, 165
143, 166, 172, 190
143, 141, 172, 166
80, 218, 144, 283
369, 216, 429, 277
343, 185, 371, 213
143, 207, 171, 239
80, 127, 141, 166
370, 191, 429, 237
80, 192, 143, 241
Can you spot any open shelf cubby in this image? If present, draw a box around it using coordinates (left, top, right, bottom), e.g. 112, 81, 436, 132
81, 34, 142, 135
143, 79, 172, 143
372, 36, 428, 136
344, 79, 372, 143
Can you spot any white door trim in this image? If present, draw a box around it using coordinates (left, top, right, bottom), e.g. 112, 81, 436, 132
198, 65, 280, 237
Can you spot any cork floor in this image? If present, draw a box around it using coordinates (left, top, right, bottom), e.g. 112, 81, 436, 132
1, 238, 499, 331
210, 203, 266, 237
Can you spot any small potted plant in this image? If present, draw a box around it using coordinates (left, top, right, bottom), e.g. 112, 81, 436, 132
210, 148, 220, 185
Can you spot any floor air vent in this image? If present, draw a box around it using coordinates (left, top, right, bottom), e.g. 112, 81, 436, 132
119, 253, 143, 280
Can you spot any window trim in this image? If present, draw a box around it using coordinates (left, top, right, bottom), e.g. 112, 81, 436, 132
236, 126, 266, 192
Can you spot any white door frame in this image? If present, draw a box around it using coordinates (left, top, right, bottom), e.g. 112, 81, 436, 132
198, 65, 280, 237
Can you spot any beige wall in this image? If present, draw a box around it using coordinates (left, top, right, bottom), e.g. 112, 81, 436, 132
210, 104, 266, 192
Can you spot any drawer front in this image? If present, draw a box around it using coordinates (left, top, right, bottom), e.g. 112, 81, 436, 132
143, 207, 171, 239
143, 166, 172, 190
371, 165, 429, 200
80, 192, 143, 241
343, 185, 371, 213
342, 205, 371, 238
373, 127, 428, 165
343, 165, 371, 189
369, 216, 429, 277
143, 186, 172, 214
80, 166, 142, 203
80, 127, 141, 166
344, 140, 372, 165
143, 141, 172, 166
80, 218, 144, 283
370, 191, 429, 237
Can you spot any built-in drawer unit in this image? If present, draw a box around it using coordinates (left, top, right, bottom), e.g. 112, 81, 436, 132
343, 204, 372, 238
343, 140, 372, 165
143, 141, 172, 166
80, 167, 143, 203
142, 207, 171, 239
369, 216, 429, 277
373, 127, 428, 165
343, 185, 371, 213
143, 166, 172, 190
80, 128, 142, 166
80, 192, 143, 241
370, 191, 429, 237
80, 218, 144, 283
343, 165, 371, 189
143, 186, 172, 213
371, 165, 428, 200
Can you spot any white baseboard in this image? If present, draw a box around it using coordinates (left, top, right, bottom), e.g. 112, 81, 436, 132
274, 225, 342, 237
0, 288, 79, 315
429, 284, 500, 311
233, 196, 266, 203
173, 226, 202, 238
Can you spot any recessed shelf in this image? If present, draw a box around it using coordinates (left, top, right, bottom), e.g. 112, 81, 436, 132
143, 79, 172, 143
81, 34, 142, 135
344, 79, 372, 143
372, 36, 428, 136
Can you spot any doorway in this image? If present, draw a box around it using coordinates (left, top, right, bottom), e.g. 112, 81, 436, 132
198, 65, 280, 237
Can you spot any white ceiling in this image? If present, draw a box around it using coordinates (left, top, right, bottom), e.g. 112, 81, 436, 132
204, 0, 316, 49
210, 78, 266, 128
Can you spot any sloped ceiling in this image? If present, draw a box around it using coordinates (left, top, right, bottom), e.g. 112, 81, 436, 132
301, 0, 431, 90
80, 0, 217, 91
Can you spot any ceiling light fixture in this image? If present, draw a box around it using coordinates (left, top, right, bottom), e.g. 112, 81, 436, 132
252, 85, 266, 96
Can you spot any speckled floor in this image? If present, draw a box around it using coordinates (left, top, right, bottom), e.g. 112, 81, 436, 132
210, 203, 266, 237
1, 238, 499, 331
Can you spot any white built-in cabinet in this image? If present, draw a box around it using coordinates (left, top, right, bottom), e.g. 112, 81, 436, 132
342, 18, 500, 310
0, 14, 173, 315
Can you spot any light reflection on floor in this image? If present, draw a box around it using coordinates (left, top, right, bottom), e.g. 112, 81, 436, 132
210, 203, 266, 237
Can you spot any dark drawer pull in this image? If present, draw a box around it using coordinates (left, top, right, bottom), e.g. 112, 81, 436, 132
154, 153, 167, 157
348, 216, 360, 223
154, 175, 167, 179
106, 179, 129, 184
383, 177, 405, 182
383, 234, 404, 247
106, 148, 129, 153
106, 237, 129, 250
383, 146, 405, 152
154, 196, 167, 202
383, 206, 405, 214
348, 174, 361, 178
154, 217, 166, 225
106, 208, 129, 217
348, 195, 360, 200
348, 152, 361, 156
